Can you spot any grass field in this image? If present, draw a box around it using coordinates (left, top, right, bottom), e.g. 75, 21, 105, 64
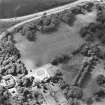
14, 10, 97, 85
0, 0, 77, 18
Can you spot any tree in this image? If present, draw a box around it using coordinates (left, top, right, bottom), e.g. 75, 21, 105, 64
25, 31, 36, 42
68, 86, 83, 99
41, 22, 57, 33
93, 89, 105, 101
50, 56, 60, 65
96, 74, 105, 86
22, 23, 37, 42
69, 98, 80, 105
16, 62, 28, 76
39, 14, 60, 33
51, 54, 70, 65
85, 97, 94, 105
0, 85, 11, 105
79, 26, 89, 38
71, 6, 83, 15
61, 12, 76, 26
80, 44, 90, 57
21, 77, 34, 87
40, 15, 51, 26
85, 33, 95, 42
88, 22, 97, 32
56, 70, 63, 77
96, 4, 105, 23
96, 48, 105, 59
82, 2, 94, 12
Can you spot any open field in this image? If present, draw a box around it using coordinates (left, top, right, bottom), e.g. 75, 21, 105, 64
0, 0, 77, 18
14, 10, 97, 85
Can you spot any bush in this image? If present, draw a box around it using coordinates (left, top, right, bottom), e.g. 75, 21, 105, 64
40, 22, 57, 33
88, 22, 97, 32
25, 30, 36, 42
79, 20, 105, 44
85, 97, 94, 105
0, 85, 11, 105
79, 26, 90, 38
84, 33, 95, 42
93, 89, 105, 101
79, 4, 105, 43
96, 4, 105, 23
36, 14, 60, 33
71, 2, 93, 16
71, 6, 83, 15
61, 12, 76, 26
82, 2, 94, 12
68, 86, 83, 99
22, 23, 37, 42
22, 77, 34, 87
51, 54, 70, 65
0, 40, 28, 76
96, 74, 105, 86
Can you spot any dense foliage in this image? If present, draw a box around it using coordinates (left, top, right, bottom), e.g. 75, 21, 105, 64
96, 74, 105, 86
0, 85, 12, 105
68, 86, 83, 99
36, 14, 60, 33
93, 89, 105, 101
0, 40, 28, 76
50, 54, 70, 65
79, 3, 105, 45
22, 22, 37, 41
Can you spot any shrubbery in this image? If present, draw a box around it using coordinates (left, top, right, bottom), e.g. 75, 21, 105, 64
60, 11, 76, 26
17, 76, 34, 87
0, 39, 28, 77
14, 80, 46, 105
68, 86, 83, 99
79, 22, 105, 44
0, 85, 11, 105
22, 22, 37, 42
79, 3, 105, 45
96, 74, 105, 86
36, 14, 60, 33
50, 54, 70, 65
93, 89, 105, 101
84, 97, 94, 105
